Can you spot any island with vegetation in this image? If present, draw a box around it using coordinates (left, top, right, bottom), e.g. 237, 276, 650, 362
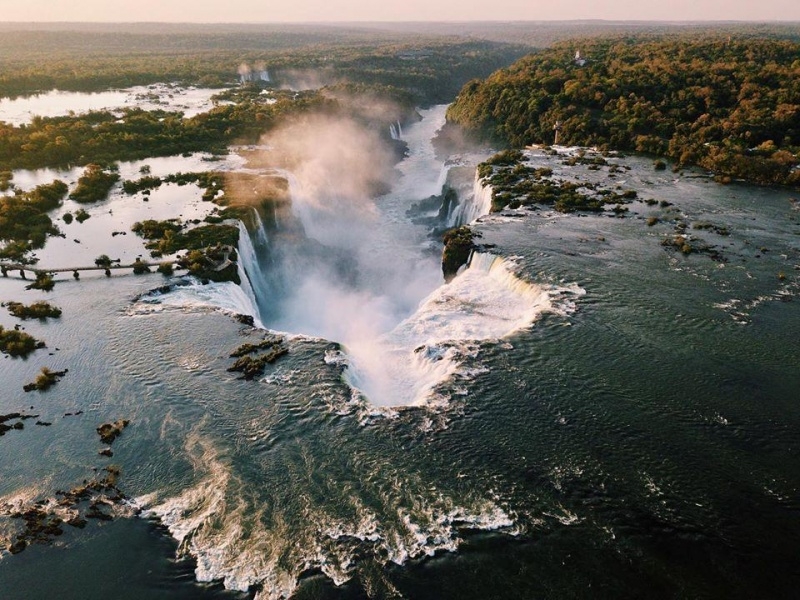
0, 325, 46, 358
0, 181, 68, 262
475, 148, 640, 213
23, 367, 68, 392
3, 301, 62, 320
131, 218, 241, 283
69, 164, 121, 203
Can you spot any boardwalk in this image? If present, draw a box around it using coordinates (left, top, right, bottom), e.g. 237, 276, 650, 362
0, 260, 168, 279
1, 247, 234, 281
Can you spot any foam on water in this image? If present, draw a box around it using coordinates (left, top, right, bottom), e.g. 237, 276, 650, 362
138, 432, 517, 599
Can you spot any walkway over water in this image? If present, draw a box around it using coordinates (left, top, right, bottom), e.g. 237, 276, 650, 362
1, 246, 234, 281
0, 260, 169, 279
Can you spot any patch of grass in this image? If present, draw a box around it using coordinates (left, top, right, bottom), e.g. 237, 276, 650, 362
25, 271, 55, 291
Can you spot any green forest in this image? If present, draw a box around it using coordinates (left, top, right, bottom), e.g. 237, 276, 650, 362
447, 37, 800, 186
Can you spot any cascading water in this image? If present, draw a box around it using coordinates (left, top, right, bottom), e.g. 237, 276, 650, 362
251, 207, 270, 247
446, 170, 494, 227
389, 120, 403, 140
235, 220, 265, 325
229, 106, 576, 407
343, 251, 577, 406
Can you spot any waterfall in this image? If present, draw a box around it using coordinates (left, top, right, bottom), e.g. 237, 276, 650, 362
251, 207, 269, 247
389, 120, 403, 141
434, 163, 451, 194
236, 220, 262, 314
470, 174, 495, 223
342, 249, 565, 407
446, 170, 494, 227
466, 252, 544, 300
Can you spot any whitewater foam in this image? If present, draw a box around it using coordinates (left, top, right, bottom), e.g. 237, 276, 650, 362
138, 433, 518, 599
129, 277, 263, 329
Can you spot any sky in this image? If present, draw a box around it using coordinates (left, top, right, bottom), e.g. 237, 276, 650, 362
1, 0, 799, 23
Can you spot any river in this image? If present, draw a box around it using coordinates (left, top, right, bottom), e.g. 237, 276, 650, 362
1, 101, 799, 599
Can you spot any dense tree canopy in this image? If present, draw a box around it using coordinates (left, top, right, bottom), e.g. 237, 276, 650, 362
447, 37, 800, 186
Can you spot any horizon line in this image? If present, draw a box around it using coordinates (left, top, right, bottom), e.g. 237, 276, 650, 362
2, 18, 800, 25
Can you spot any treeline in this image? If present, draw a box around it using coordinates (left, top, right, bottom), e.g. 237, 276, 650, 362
447, 37, 800, 186
0, 27, 525, 105
373, 21, 800, 49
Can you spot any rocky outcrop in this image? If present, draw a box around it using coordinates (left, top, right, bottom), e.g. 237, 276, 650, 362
228, 335, 289, 380
3, 466, 129, 555
96, 419, 130, 444
0, 413, 38, 436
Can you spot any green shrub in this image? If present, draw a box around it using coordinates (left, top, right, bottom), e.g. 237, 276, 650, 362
25, 271, 55, 291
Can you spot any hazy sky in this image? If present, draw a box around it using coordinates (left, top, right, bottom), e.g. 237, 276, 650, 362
2, 0, 800, 23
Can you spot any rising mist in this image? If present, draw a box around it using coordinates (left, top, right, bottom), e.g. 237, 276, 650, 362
240, 110, 445, 404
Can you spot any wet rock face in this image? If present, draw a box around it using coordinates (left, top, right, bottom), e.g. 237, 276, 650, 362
227, 335, 289, 380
